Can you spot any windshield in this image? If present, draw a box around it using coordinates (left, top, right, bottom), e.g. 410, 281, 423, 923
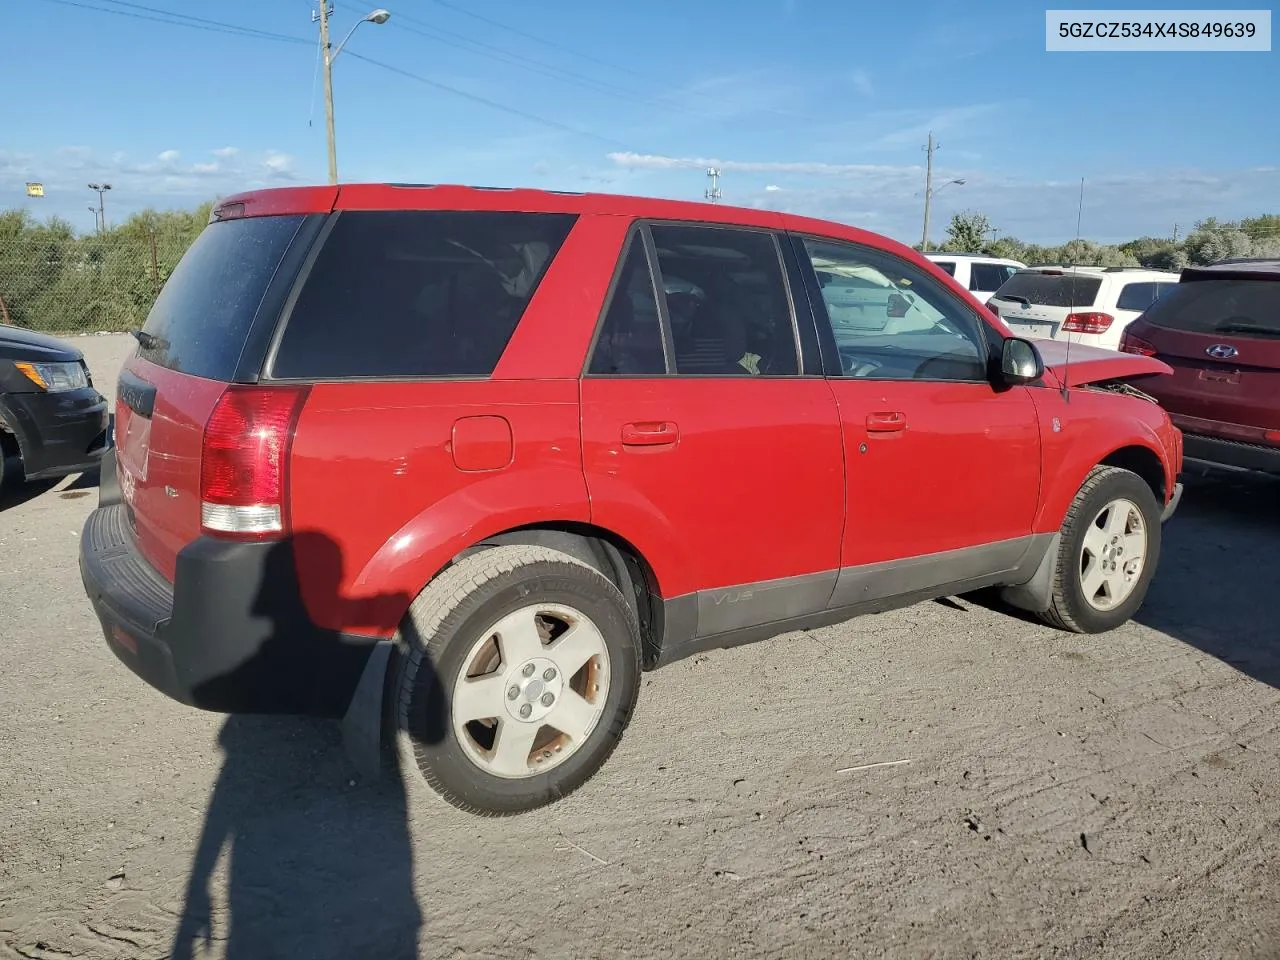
1140, 277, 1280, 337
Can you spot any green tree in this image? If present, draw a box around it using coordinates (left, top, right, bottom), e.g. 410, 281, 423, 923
942, 211, 992, 253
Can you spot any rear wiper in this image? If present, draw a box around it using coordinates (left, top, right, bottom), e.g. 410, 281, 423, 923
1213, 322, 1280, 338
130, 329, 165, 350
997, 295, 1030, 307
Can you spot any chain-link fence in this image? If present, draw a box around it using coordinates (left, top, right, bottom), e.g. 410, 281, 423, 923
0, 211, 204, 334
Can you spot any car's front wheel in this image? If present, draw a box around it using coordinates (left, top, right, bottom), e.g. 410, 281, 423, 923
1040, 465, 1163, 633
393, 545, 642, 816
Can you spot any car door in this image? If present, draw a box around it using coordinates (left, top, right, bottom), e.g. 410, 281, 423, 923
580, 222, 845, 638
788, 233, 1043, 608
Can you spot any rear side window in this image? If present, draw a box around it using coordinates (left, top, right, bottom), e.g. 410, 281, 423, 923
994, 272, 1102, 308
649, 224, 798, 376
1140, 279, 1280, 337
271, 210, 576, 379
932, 260, 957, 277
588, 233, 667, 375
137, 215, 305, 381
969, 262, 1013, 291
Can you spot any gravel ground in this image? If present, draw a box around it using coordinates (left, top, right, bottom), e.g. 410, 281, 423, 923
2, 334, 1278, 960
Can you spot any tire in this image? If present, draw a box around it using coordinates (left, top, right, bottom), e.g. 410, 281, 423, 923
1039, 465, 1163, 633
393, 544, 642, 816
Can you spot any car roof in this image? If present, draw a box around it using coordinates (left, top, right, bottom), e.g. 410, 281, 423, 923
925, 252, 1026, 265
1181, 258, 1280, 282
211, 182, 934, 270
1017, 265, 1179, 279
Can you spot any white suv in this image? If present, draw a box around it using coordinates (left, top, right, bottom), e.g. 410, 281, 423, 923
988, 266, 1181, 352
924, 253, 1026, 304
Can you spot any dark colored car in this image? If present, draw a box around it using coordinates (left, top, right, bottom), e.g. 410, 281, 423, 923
1120, 259, 1280, 476
80, 184, 1181, 816
0, 325, 110, 491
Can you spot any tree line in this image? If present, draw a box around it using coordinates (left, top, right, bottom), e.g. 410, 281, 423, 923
2, 200, 1277, 333
931, 210, 1280, 269
0, 202, 212, 333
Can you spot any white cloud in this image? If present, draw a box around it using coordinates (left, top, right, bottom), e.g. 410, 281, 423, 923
744, 167, 1280, 245
607, 151, 913, 177
0, 146, 306, 224
765, 184, 782, 192
263, 151, 294, 177
851, 69, 874, 98
212, 146, 239, 158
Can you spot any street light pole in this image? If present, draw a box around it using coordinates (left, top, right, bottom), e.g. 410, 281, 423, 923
317, 5, 391, 185
88, 183, 112, 234
921, 132, 935, 251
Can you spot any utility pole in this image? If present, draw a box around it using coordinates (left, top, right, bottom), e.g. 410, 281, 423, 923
318, 2, 338, 185
315, 5, 390, 184
704, 167, 722, 203
920, 132, 935, 251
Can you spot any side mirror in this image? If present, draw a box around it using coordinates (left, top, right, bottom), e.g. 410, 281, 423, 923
1000, 337, 1044, 385
886, 292, 911, 318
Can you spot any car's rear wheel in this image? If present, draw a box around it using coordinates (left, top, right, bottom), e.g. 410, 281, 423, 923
393, 545, 641, 816
1040, 465, 1162, 633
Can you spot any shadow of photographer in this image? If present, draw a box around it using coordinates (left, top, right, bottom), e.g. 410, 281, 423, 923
171, 530, 444, 959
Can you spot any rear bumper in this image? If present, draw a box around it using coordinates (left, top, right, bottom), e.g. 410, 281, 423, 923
1183, 433, 1280, 476
0, 386, 109, 481
79, 458, 379, 718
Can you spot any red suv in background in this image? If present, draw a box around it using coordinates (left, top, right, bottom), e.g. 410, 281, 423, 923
1121, 259, 1280, 476
80, 184, 1182, 816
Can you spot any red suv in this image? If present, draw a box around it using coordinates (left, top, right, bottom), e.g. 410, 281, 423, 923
1120, 259, 1280, 476
80, 184, 1183, 815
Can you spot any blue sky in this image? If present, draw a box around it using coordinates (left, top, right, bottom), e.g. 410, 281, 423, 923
2, 0, 1277, 243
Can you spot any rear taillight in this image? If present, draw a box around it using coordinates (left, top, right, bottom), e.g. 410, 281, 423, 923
1119, 331, 1158, 356
1063, 312, 1114, 335
1265, 430, 1280, 446
200, 385, 309, 540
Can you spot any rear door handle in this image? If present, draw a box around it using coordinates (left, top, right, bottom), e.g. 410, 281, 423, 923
621, 421, 679, 447
866, 411, 907, 433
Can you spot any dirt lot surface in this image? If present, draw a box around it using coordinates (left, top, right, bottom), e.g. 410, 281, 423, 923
2, 334, 1278, 960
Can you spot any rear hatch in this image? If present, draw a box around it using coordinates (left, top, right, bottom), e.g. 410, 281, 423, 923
114, 210, 319, 581
1127, 268, 1280, 436
989, 270, 1105, 342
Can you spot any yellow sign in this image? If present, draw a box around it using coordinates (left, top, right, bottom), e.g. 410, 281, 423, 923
25, 183, 44, 198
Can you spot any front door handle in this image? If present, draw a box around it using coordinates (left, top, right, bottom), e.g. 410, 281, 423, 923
866, 411, 907, 433
621, 421, 679, 447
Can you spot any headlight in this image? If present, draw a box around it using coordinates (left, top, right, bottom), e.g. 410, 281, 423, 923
15, 361, 89, 393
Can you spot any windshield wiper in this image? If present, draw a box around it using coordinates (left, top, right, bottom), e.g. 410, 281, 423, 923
130, 329, 166, 350
1213, 322, 1280, 338
997, 295, 1030, 308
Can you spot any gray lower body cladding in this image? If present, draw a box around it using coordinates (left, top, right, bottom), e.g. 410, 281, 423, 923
656, 533, 1058, 666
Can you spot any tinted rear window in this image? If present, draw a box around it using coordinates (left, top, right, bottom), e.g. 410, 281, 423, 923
1140, 278, 1280, 337
271, 210, 576, 379
1115, 281, 1178, 312
137, 215, 305, 380
931, 260, 957, 276
994, 272, 1102, 308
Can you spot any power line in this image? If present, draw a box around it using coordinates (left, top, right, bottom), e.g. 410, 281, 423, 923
35, 0, 310, 44
418, 0, 653, 81
375, 1, 825, 124
343, 51, 641, 153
